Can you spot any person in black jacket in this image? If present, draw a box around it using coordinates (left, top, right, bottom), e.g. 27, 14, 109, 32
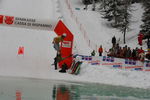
112, 36, 116, 47
132, 49, 137, 60
147, 38, 150, 49
91, 50, 96, 56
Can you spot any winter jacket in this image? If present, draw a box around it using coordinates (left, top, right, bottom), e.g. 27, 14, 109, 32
53, 36, 64, 44
98, 47, 103, 53
126, 49, 132, 58
132, 49, 136, 58
138, 49, 144, 54
138, 33, 143, 40
91, 51, 95, 56
112, 36, 116, 44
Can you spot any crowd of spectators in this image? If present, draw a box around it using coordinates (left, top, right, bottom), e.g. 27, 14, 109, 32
106, 44, 145, 61
93, 35, 150, 61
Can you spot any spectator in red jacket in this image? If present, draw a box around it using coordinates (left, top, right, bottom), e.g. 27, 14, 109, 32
138, 33, 144, 46
138, 47, 145, 61
138, 47, 144, 54
98, 45, 103, 56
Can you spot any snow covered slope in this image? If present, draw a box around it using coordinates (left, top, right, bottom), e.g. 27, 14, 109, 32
68, 0, 145, 51
0, 0, 58, 77
0, 0, 54, 19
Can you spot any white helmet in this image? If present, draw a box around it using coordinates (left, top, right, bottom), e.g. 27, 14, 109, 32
62, 33, 67, 37
75, 56, 81, 61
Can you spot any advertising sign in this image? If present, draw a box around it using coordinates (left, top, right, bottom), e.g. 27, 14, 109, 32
0, 14, 57, 30
77, 55, 150, 71
54, 20, 74, 68
62, 41, 71, 48
143, 61, 150, 71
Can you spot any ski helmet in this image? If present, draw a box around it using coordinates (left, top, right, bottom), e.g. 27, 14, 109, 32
62, 33, 67, 37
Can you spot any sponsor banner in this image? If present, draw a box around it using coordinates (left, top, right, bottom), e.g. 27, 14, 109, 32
102, 62, 122, 66
88, 56, 100, 65
134, 68, 143, 71
102, 56, 114, 62
144, 69, 150, 71
88, 60, 100, 65
113, 64, 122, 68
101, 56, 123, 67
123, 66, 143, 69
0, 15, 57, 31
124, 59, 137, 66
77, 55, 150, 71
54, 20, 74, 68
143, 61, 150, 70
62, 41, 71, 48
81, 56, 92, 61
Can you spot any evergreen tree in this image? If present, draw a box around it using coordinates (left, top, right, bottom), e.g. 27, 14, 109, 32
92, 0, 96, 11
100, 0, 114, 21
100, 0, 127, 27
98, 0, 106, 10
82, 0, 91, 5
118, 0, 132, 44
100, 0, 132, 44
140, 0, 150, 36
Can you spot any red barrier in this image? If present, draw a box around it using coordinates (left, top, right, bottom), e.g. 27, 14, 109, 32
54, 20, 74, 68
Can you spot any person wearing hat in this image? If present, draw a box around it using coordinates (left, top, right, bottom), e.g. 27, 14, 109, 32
52, 33, 67, 53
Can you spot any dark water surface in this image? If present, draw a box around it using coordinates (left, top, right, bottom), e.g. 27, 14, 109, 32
0, 76, 150, 100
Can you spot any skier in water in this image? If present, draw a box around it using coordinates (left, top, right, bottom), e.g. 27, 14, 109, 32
52, 33, 67, 54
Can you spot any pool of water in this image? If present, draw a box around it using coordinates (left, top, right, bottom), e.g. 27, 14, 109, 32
0, 76, 150, 100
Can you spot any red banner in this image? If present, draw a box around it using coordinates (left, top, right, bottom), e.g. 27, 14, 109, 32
54, 20, 74, 68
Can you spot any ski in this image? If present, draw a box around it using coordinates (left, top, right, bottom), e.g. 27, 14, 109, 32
74, 62, 82, 75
